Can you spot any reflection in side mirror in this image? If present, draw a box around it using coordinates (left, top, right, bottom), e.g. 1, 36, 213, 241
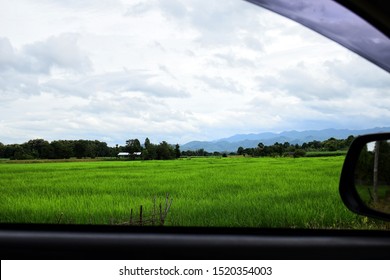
355, 140, 390, 214
340, 133, 390, 221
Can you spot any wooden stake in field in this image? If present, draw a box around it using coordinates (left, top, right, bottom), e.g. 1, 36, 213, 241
139, 205, 143, 226
124, 194, 172, 226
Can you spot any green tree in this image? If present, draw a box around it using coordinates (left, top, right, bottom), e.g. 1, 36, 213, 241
3, 144, 18, 159
74, 140, 88, 158
196, 148, 205, 156
24, 139, 51, 159
145, 143, 158, 160
40, 143, 55, 159
174, 144, 181, 159
0, 142, 5, 158
256, 142, 265, 157
293, 149, 306, 158
126, 139, 142, 154
94, 140, 110, 157
142, 138, 155, 160
50, 140, 73, 159
144, 138, 151, 149
324, 138, 338, 151
157, 141, 175, 160
13, 145, 32, 160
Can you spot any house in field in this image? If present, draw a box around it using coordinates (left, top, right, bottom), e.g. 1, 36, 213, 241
117, 152, 130, 158
117, 152, 142, 158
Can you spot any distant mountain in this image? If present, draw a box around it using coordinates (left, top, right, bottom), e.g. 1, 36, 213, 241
181, 127, 390, 152
218, 132, 279, 142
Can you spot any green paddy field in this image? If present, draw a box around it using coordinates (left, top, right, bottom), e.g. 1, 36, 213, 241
0, 156, 388, 229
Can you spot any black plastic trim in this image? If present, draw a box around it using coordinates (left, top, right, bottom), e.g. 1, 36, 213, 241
1, 224, 390, 259
339, 133, 390, 221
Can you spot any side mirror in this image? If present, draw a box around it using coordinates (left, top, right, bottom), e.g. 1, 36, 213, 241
339, 133, 390, 221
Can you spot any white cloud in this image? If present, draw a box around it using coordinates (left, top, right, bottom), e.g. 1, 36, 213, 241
0, 71, 41, 101
0, 34, 91, 101
23, 33, 92, 74
0, 38, 19, 71
42, 70, 190, 98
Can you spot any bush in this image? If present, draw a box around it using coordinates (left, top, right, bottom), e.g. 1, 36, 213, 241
293, 149, 306, 158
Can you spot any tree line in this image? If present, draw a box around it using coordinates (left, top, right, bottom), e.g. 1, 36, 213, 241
234, 135, 356, 158
178, 136, 356, 158
0, 138, 181, 160
0, 135, 356, 160
124, 138, 180, 160
0, 139, 112, 160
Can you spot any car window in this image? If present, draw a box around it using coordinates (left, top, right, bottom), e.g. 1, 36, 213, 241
0, 0, 389, 229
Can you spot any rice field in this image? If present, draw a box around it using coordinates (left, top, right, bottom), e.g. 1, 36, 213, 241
0, 156, 388, 229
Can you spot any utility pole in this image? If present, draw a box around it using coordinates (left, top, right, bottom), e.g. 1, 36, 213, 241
373, 141, 380, 203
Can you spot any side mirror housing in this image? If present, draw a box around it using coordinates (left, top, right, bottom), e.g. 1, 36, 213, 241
340, 133, 390, 221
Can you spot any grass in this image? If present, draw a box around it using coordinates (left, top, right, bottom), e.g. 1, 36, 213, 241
0, 156, 388, 229
357, 185, 390, 214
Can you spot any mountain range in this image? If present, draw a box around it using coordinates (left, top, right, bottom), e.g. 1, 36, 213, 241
181, 127, 390, 152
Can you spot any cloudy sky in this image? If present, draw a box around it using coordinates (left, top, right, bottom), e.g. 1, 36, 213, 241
1, 0, 389, 146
